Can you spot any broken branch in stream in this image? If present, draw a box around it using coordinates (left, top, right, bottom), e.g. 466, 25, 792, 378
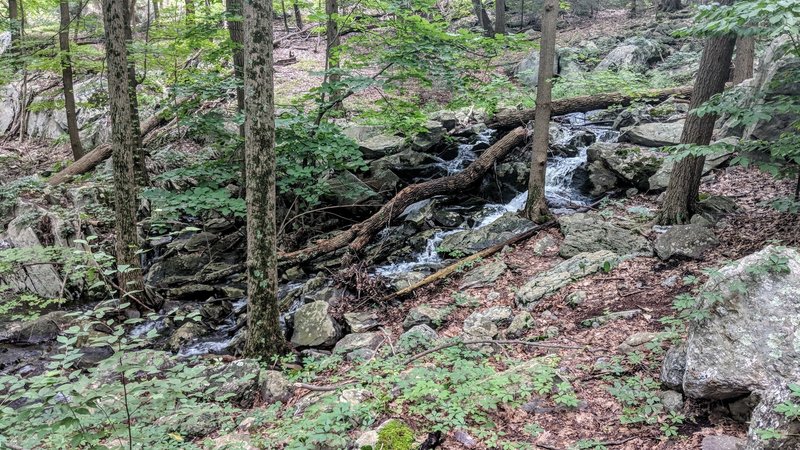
279, 126, 528, 265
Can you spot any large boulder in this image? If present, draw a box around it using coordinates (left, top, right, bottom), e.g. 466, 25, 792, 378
594, 37, 663, 72
410, 120, 447, 152
661, 246, 800, 449
514, 50, 558, 87
326, 171, 381, 206
621, 121, 685, 147
342, 125, 406, 159
558, 213, 651, 258
654, 224, 718, 260
516, 250, 622, 307
0, 208, 64, 299
290, 301, 342, 347
438, 213, 535, 257
462, 306, 514, 340
586, 142, 664, 194
648, 149, 732, 192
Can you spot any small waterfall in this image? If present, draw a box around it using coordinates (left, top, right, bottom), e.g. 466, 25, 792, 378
435, 128, 496, 175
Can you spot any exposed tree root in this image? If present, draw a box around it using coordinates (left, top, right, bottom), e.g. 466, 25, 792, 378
279, 126, 528, 265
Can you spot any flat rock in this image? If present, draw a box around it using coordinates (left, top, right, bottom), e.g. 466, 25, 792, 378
344, 311, 380, 333
439, 213, 535, 257
403, 306, 449, 330
621, 121, 685, 147
462, 306, 514, 339
701, 435, 745, 450
654, 224, 718, 260
460, 259, 507, 289
290, 301, 342, 347
333, 332, 384, 356
559, 213, 651, 258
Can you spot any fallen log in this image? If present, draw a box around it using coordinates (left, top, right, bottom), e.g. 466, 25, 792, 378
47, 101, 184, 186
489, 85, 693, 129
383, 220, 557, 302
279, 126, 528, 265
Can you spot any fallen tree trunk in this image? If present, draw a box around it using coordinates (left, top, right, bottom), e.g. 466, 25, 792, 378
280, 126, 528, 265
47, 103, 183, 186
489, 85, 693, 129
384, 220, 557, 302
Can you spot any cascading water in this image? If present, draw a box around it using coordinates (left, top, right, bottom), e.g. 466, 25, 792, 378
377, 112, 617, 279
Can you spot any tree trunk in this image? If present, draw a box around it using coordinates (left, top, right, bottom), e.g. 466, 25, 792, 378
243, 0, 285, 358
293, 0, 302, 29
8, 0, 19, 49
495, 0, 505, 35
471, 0, 494, 37
129, 0, 137, 28
490, 85, 694, 129
656, 0, 735, 225
153, 0, 159, 19
60, 0, 84, 161
523, 0, 557, 223
731, 36, 755, 84
279, 0, 289, 31
226, 0, 245, 135
101, 0, 153, 310
324, 0, 341, 107
123, 1, 148, 185
281, 127, 527, 265
657, 0, 681, 13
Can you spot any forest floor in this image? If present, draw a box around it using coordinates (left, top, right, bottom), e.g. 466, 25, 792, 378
281, 166, 797, 450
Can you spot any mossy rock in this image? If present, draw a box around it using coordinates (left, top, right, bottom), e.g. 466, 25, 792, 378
375, 420, 414, 450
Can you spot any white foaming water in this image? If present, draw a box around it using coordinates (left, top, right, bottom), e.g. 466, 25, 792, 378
435, 128, 496, 175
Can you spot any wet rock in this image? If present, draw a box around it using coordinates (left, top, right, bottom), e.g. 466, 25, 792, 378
516, 250, 622, 307
333, 332, 384, 358
290, 301, 342, 347
167, 322, 208, 352
460, 259, 507, 289
167, 284, 217, 301
201, 301, 233, 323
505, 311, 535, 339
430, 110, 458, 130
701, 435, 745, 450
260, 370, 292, 404
621, 120, 684, 147
203, 359, 261, 408
587, 142, 664, 192
369, 149, 442, 181
411, 120, 447, 152
485, 161, 529, 198
594, 37, 663, 72
654, 224, 718, 260
398, 324, 438, 352
559, 213, 651, 258
1, 311, 69, 344
344, 311, 380, 333
663, 246, 800, 450
403, 306, 449, 330
439, 213, 535, 256
462, 306, 513, 340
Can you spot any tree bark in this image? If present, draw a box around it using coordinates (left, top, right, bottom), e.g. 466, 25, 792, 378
731, 36, 755, 84
495, 0, 506, 35
523, 0, 557, 223
657, 0, 735, 225
280, 127, 527, 265
101, 0, 153, 310
657, 0, 681, 12
122, 2, 147, 185
226, 0, 245, 135
243, 0, 285, 358
471, 0, 494, 37
153, 0, 159, 19
8, 0, 19, 49
489, 85, 694, 129
60, 0, 84, 161
324, 0, 341, 105
293, 0, 302, 29
279, 0, 289, 31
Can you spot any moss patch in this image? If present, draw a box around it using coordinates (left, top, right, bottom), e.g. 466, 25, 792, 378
375, 420, 414, 450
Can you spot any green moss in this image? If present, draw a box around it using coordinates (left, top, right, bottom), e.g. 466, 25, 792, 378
375, 420, 414, 450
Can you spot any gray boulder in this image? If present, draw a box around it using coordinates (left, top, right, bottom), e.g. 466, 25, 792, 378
202, 359, 261, 408
701, 435, 745, 450
290, 301, 342, 347
648, 150, 732, 192
326, 171, 381, 206
403, 305, 449, 330
462, 306, 514, 340
559, 213, 651, 258
398, 324, 438, 352
594, 37, 662, 72
514, 50, 558, 87
333, 332, 384, 359
342, 125, 405, 159
439, 213, 535, 256
587, 142, 664, 193
621, 120, 684, 147
411, 120, 447, 152
662, 246, 800, 449
654, 224, 718, 260
260, 370, 293, 404
460, 259, 507, 289
516, 250, 622, 307
344, 311, 380, 333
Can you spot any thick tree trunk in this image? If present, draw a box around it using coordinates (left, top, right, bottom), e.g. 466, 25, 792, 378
122, 2, 147, 185
657, 0, 735, 225
60, 0, 84, 161
226, 0, 245, 134
471, 0, 494, 37
495, 0, 506, 35
523, 0, 557, 223
657, 0, 681, 12
101, 0, 153, 310
489, 85, 694, 129
324, 0, 341, 104
731, 36, 755, 84
281, 127, 527, 265
8, 0, 19, 48
293, 0, 302, 28
243, 0, 285, 358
